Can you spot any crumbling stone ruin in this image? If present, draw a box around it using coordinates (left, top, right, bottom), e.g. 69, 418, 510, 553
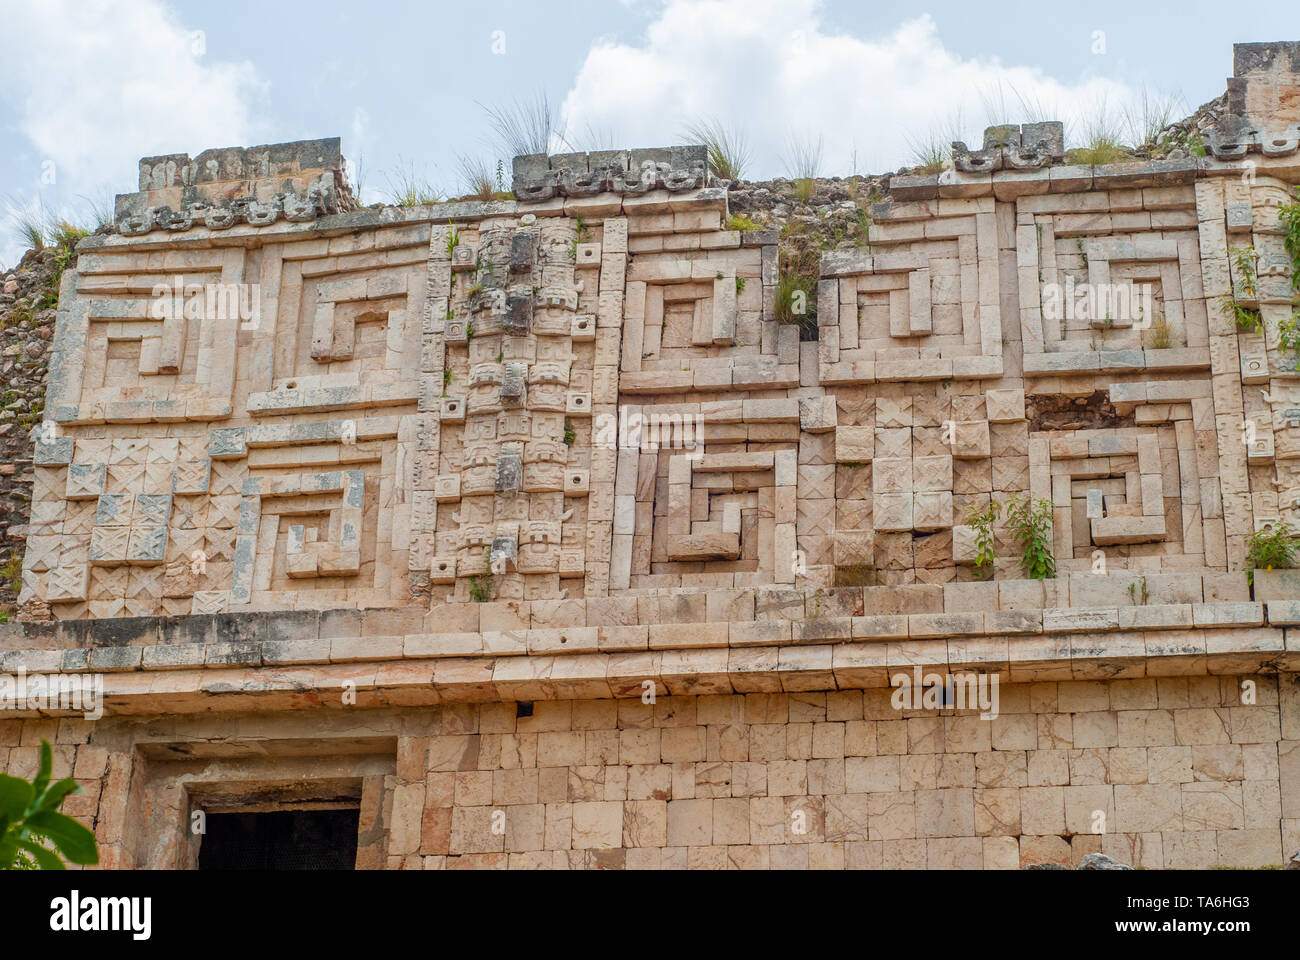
1, 41, 1299, 870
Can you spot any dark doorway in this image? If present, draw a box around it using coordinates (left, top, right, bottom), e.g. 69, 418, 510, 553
198, 808, 359, 870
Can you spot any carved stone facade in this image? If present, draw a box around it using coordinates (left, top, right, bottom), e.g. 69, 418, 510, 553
2, 42, 1299, 870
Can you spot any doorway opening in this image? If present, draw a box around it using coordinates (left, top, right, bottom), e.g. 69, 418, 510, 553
198, 807, 360, 870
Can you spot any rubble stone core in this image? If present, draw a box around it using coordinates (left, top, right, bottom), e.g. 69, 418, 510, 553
2, 42, 1299, 870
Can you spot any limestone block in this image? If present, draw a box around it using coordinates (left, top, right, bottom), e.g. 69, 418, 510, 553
451, 242, 476, 271
800, 396, 837, 433
872, 458, 912, 495
88, 526, 130, 566
65, 463, 106, 501
95, 493, 133, 526
430, 556, 457, 584
952, 421, 991, 459
440, 397, 466, 422
46, 565, 89, 602
1091, 515, 1166, 545
913, 491, 953, 531
208, 428, 247, 459
952, 525, 978, 564
564, 469, 590, 497
134, 493, 172, 526
126, 525, 167, 565
190, 591, 229, 614
908, 268, 932, 335
874, 493, 913, 532
286, 551, 318, 579
985, 388, 1026, 423
712, 275, 737, 344
171, 459, 211, 495
34, 436, 74, 466
566, 393, 593, 418
434, 474, 461, 503
832, 529, 875, 566
835, 426, 874, 463
913, 455, 953, 492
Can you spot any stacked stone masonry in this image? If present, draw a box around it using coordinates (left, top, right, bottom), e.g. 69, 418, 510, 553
2, 42, 1299, 869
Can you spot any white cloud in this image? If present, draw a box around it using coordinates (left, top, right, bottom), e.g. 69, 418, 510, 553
561, 0, 1144, 178
0, 0, 266, 267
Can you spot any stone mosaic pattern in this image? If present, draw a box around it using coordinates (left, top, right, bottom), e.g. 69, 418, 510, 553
3, 39, 1299, 872
23, 48, 1300, 620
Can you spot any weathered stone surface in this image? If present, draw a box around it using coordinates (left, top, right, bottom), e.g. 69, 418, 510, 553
3, 39, 1298, 872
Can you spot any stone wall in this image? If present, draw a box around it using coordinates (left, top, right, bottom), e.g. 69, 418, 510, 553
18, 56, 1300, 617
0, 250, 61, 610
2, 676, 1295, 869
2, 40, 1299, 870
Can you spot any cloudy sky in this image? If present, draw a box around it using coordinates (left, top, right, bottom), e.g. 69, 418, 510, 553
0, 0, 1282, 268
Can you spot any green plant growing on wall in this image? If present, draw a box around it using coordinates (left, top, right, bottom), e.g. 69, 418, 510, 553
32, 235, 82, 311
1280, 187, 1300, 284
1145, 314, 1174, 350
467, 548, 494, 603
1004, 494, 1057, 580
851, 208, 872, 249
1219, 293, 1262, 333
1, 553, 22, 595
1276, 189, 1300, 370
783, 135, 822, 204
1244, 520, 1298, 585
735, 277, 746, 295
1, 740, 99, 870
1067, 136, 1129, 166
563, 419, 576, 446
774, 242, 820, 340
966, 501, 1001, 579
1229, 245, 1259, 299
446, 223, 460, 255
3, 301, 32, 331
775, 270, 817, 334
1278, 311, 1300, 371
1127, 577, 1150, 605
567, 217, 590, 261
1218, 246, 1264, 332
726, 213, 762, 232
684, 119, 750, 181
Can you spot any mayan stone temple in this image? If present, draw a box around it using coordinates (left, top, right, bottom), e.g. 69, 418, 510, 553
1, 40, 1299, 872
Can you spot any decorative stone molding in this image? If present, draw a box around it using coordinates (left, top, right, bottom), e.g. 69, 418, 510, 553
113, 138, 356, 236
512, 146, 711, 201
